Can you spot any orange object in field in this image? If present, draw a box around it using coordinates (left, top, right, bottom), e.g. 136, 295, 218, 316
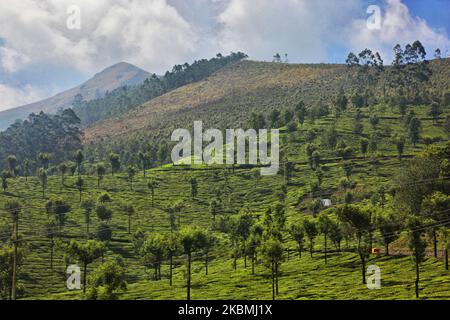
371, 248, 380, 255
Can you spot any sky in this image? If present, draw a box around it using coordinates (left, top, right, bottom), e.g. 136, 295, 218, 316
0, 0, 449, 112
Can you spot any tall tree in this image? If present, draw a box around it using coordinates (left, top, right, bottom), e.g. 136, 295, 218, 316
422, 192, 450, 265
46, 198, 71, 232
336, 205, 372, 284
318, 213, 333, 264
45, 220, 59, 270
408, 117, 422, 147
4, 201, 21, 300
109, 153, 120, 177
37, 168, 47, 199
408, 218, 427, 299
163, 232, 181, 286
377, 213, 401, 256
289, 223, 305, 258
303, 219, 318, 257
74, 150, 84, 176
81, 199, 95, 235
180, 227, 207, 300
122, 203, 135, 234
261, 237, 284, 300
138, 151, 148, 177
75, 176, 84, 202
66, 240, 105, 293
7, 156, 17, 176
96, 163, 106, 189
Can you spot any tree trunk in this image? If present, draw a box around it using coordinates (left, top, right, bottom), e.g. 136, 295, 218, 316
433, 230, 438, 258
187, 253, 192, 300
298, 245, 302, 258
50, 238, 54, 270
360, 254, 366, 284
385, 243, 389, 256
11, 222, 18, 300
169, 255, 173, 286
244, 249, 247, 268
415, 261, 420, 299
310, 240, 313, 257
83, 262, 87, 294
251, 253, 255, 275
275, 262, 279, 296
271, 261, 275, 301
444, 248, 448, 271
324, 234, 328, 264
128, 216, 131, 234
205, 253, 209, 275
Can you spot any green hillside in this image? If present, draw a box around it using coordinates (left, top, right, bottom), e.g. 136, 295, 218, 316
1, 46, 449, 300
1, 100, 449, 300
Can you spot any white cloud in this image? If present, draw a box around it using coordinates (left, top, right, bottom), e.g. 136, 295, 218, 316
217, 0, 361, 63
0, 47, 31, 73
0, 85, 44, 112
0, 0, 199, 74
347, 0, 450, 61
0, 0, 448, 73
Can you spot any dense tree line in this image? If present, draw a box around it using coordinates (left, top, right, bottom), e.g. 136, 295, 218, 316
0, 109, 82, 172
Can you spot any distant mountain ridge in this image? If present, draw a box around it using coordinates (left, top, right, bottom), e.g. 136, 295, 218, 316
0, 62, 150, 130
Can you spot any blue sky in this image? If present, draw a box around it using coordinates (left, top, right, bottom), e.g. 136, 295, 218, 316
0, 0, 449, 112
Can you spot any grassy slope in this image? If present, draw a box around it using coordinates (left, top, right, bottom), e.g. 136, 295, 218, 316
1, 99, 449, 300
83, 61, 351, 143
84, 59, 450, 147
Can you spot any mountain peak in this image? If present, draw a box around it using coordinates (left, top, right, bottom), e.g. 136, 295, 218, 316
0, 62, 151, 130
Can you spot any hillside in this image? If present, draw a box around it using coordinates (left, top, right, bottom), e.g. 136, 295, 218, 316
1, 100, 449, 299
84, 61, 349, 143
0, 55, 449, 301
84, 59, 450, 148
0, 62, 150, 130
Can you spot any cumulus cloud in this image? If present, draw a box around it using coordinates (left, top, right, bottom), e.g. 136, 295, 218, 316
0, 47, 31, 73
0, 84, 44, 112
346, 0, 450, 61
217, 0, 361, 63
0, 0, 199, 74
0, 0, 447, 74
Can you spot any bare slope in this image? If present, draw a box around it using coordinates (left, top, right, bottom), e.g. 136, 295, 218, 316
84, 61, 350, 143
0, 62, 150, 130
